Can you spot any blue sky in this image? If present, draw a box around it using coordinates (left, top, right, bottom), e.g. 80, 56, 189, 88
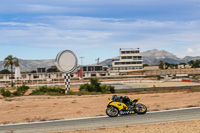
0, 0, 200, 64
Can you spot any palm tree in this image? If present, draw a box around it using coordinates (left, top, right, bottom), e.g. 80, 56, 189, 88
3, 55, 19, 87
4, 55, 19, 74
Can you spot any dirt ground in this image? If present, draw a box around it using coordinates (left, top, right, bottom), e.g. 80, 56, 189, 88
56, 120, 200, 133
0, 89, 200, 125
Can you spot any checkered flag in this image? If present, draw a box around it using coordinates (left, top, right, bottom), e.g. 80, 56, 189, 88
64, 73, 71, 94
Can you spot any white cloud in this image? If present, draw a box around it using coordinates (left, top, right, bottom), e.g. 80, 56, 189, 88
0, 16, 200, 58
0, 22, 48, 27
187, 48, 194, 53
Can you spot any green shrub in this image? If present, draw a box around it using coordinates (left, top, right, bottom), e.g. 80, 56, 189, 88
17, 85, 29, 94
12, 91, 22, 96
29, 90, 44, 95
0, 88, 5, 94
79, 83, 91, 91
0, 88, 12, 97
157, 75, 161, 80
12, 85, 30, 96
79, 78, 115, 94
30, 86, 65, 95
106, 85, 115, 93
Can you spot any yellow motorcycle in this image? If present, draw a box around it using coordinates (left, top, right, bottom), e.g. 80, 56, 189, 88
106, 95, 147, 117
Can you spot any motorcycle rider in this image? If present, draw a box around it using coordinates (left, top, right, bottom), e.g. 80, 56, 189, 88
111, 95, 132, 105
122, 96, 132, 106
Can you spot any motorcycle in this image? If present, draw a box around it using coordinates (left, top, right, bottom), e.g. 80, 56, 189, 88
106, 95, 147, 117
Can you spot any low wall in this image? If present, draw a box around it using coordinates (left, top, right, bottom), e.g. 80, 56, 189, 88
115, 85, 200, 93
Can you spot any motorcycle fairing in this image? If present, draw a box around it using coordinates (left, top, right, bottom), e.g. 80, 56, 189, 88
132, 98, 140, 102
107, 100, 128, 111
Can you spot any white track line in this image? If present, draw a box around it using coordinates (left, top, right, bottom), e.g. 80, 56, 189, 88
1, 107, 200, 127
147, 106, 200, 114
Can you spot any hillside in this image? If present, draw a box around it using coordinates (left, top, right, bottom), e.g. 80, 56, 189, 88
0, 59, 54, 72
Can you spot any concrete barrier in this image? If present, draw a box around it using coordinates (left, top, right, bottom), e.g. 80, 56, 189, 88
115, 85, 200, 93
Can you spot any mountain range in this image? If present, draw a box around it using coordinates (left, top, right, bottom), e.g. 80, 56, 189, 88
0, 49, 200, 72
97, 49, 200, 66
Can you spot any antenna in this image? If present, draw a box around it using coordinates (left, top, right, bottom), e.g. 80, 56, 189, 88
95, 58, 100, 65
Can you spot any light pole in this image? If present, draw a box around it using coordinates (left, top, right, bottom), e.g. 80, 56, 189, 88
80, 57, 84, 79
80, 57, 84, 66
95, 57, 99, 65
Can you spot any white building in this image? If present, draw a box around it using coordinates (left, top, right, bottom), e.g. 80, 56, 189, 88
110, 48, 143, 72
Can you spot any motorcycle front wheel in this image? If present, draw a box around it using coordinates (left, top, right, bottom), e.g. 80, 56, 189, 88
106, 106, 119, 117
135, 103, 147, 114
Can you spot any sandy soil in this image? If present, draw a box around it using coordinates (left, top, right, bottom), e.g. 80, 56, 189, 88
56, 120, 200, 133
0, 90, 200, 124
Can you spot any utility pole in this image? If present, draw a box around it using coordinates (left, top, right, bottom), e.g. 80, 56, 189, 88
80, 57, 84, 66
79, 57, 84, 79
95, 58, 99, 65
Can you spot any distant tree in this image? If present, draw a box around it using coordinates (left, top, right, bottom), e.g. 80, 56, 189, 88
170, 64, 176, 69
47, 66, 59, 73
174, 64, 178, 69
0, 69, 11, 74
164, 62, 171, 69
179, 62, 187, 68
188, 60, 195, 68
143, 64, 150, 67
103, 67, 108, 71
3, 55, 19, 87
31, 70, 37, 73
159, 60, 164, 69
3, 55, 19, 74
194, 60, 200, 68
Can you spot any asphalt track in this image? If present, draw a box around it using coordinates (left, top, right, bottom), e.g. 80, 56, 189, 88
0, 107, 200, 133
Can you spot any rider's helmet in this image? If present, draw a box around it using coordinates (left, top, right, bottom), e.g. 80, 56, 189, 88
122, 96, 130, 103
111, 95, 118, 101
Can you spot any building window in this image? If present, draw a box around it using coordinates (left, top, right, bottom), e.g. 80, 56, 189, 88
100, 73, 106, 76
83, 67, 87, 71
121, 51, 126, 54
91, 73, 96, 77
121, 56, 126, 59
121, 50, 139, 54
33, 76, 39, 79
136, 61, 142, 64
88, 66, 93, 71
95, 66, 102, 71
115, 61, 143, 65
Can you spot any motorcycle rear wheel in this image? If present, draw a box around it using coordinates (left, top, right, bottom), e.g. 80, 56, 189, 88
135, 103, 147, 114
106, 106, 119, 117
